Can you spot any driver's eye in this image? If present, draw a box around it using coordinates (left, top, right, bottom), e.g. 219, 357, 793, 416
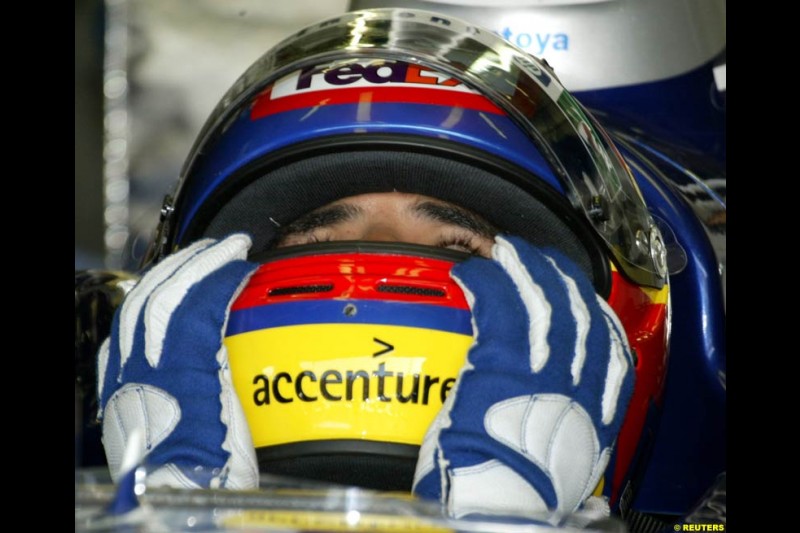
437, 236, 482, 255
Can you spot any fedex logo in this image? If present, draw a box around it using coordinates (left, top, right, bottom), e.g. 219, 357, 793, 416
272, 60, 476, 99
252, 59, 504, 120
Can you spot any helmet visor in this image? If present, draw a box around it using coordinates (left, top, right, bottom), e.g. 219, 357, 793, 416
177, 8, 667, 288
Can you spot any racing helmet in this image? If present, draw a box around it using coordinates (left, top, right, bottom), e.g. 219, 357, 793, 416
146, 8, 670, 508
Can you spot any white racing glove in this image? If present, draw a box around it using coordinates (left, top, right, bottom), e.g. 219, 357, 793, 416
96, 234, 260, 490
413, 235, 634, 521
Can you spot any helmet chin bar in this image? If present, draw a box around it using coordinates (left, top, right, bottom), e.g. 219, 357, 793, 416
225, 241, 476, 490
243, 243, 451, 490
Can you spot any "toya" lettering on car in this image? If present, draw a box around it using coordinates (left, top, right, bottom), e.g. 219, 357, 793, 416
251, 59, 504, 120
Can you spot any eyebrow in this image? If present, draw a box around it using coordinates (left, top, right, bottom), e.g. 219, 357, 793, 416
278, 203, 363, 236
412, 201, 497, 238
275, 198, 497, 242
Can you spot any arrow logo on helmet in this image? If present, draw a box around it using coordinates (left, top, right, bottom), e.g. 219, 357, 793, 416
373, 338, 394, 357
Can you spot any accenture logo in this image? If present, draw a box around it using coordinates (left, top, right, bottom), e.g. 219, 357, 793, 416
250, 361, 457, 407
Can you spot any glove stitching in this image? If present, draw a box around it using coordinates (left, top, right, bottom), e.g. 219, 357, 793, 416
215, 267, 260, 489
485, 396, 550, 476
520, 394, 534, 456
451, 457, 504, 476
581, 447, 610, 506
600, 314, 628, 426
135, 386, 152, 450
111, 384, 182, 450
597, 295, 633, 363
217, 364, 258, 488
96, 338, 111, 415
546, 398, 581, 512
542, 257, 590, 387
494, 237, 552, 373
153, 386, 182, 446
558, 402, 602, 511
119, 238, 215, 368
144, 236, 251, 369
109, 394, 129, 454
436, 446, 450, 508
546, 396, 572, 462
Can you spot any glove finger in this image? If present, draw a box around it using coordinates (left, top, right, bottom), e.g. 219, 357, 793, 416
145, 258, 258, 487
541, 256, 592, 386
118, 238, 216, 369
217, 345, 259, 489
144, 234, 252, 368
98, 304, 129, 414
596, 297, 633, 426
450, 256, 531, 368
158, 257, 258, 387
491, 235, 573, 375
96, 337, 112, 413
102, 383, 181, 482
536, 246, 633, 427
413, 380, 461, 497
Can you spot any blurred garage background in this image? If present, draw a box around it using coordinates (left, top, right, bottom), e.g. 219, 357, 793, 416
76, 0, 355, 270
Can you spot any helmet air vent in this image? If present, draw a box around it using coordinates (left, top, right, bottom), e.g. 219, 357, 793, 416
268, 284, 334, 296
376, 284, 446, 297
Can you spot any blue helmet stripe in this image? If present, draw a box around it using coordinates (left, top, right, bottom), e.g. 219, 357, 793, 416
226, 298, 473, 337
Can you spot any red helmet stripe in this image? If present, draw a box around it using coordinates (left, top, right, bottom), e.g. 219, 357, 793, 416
251, 85, 504, 120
